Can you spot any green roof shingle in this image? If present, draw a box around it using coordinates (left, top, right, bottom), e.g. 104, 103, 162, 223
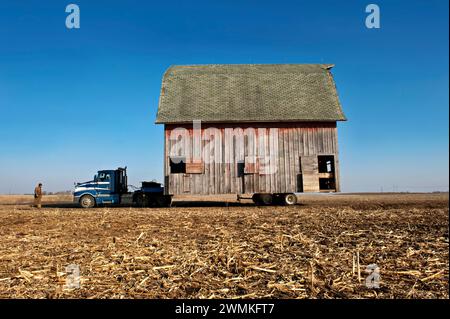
155, 64, 346, 124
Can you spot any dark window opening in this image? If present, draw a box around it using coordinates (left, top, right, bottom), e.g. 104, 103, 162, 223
318, 155, 335, 173
319, 178, 336, 190
237, 161, 245, 177
170, 156, 186, 174
318, 155, 336, 191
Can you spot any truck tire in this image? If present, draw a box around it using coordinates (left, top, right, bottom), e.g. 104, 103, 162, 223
260, 194, 273, 205
252, 194, 262, 205
164, 195, 172, 207
252, 193, 273, 206
135, 193, 146, 207
80, 195, 95, 208
283, 193, 298, 206
155, 195, 172, 207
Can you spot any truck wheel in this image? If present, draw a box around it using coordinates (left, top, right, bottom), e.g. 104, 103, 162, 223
155, 195, 172, 207
135, 193, 146, 207
260, 194, 273, 205
252, 193, 273, 206
284, 193, 297, 206
164, 195, 172, 207
252, 194, 262, 205
80, 195, 95, 208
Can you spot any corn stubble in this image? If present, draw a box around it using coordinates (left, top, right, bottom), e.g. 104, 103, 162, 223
0, 193, 447, 299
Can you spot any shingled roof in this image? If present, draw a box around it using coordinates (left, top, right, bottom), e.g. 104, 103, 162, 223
155, 64, 346, 124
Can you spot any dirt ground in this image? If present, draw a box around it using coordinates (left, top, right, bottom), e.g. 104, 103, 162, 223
0, 193, 448, 299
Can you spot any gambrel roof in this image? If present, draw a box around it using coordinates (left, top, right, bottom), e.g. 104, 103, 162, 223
155, 64, 346, 124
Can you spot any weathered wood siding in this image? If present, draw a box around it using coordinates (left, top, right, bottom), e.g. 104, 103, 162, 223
164, 122, 340, 195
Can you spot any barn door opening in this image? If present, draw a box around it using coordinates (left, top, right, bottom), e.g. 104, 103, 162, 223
297, 157, 304, 192
237, 160, 245, 193
318, 155, 336, 192
301, 156, 320, 192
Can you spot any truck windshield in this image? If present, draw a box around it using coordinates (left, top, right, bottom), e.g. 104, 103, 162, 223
97, 173, 111, 182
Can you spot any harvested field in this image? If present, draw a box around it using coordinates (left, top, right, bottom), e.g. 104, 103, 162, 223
0, 193, 448, 299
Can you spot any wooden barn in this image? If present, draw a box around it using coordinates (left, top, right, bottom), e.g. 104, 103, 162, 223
156, 64, 346, 205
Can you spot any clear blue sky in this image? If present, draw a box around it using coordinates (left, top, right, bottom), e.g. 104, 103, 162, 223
0, 0, 448, 193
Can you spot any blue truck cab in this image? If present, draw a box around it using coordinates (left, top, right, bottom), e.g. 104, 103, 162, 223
73, 167, 171, 208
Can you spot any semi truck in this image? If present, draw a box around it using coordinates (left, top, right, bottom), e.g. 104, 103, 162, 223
73, 167, 172, 208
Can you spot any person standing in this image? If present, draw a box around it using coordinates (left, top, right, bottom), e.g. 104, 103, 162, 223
33, 183, 43, 208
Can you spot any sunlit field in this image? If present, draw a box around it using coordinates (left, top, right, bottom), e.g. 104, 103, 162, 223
0, 193, 447, 299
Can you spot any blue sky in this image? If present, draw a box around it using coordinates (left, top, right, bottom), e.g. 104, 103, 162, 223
0, 0, 448, 193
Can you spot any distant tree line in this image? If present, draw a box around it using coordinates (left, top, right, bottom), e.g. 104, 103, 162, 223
42, 191, 73, 195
